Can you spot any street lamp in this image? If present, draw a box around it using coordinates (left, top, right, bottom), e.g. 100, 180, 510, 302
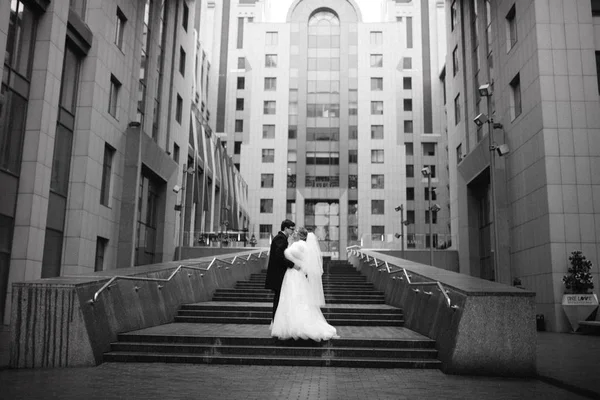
421, 167, 439, 267
394, 205, 411, 259
175, 165, 195, 261
474, 83, 510, 282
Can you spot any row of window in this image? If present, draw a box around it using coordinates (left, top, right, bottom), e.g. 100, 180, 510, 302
237, 54, 410, 71
236, 76, 412, 93
253, 100, 413, 117
259, 198, 438, 223
257, 30, 394, 47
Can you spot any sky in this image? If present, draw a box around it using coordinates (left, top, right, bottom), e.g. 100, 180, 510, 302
267, 0, 384, 23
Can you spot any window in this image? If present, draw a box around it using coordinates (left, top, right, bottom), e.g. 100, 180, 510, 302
260, 199, 273, 213
403, 57, 412, 69
349, 89, 358, 115
422, 143, 436, 156
237, 77, 245, 89
405, 142, 413, 155
425, 210, 438, 224
236, 98, 244, 110
349, 150, 358, 163
288, 126, 297, 139
234, 163, 240, 171
403, 99, 413, 111
234, 141, 242, 154
407, 210, 415, 224
371, 101, 383, 115
182, 1, 189, 31
506, 4, 517, 51
406, 164, 414, 178
510, 73, 522, 119
406, 187, 414, 200
596, 52, 600, 94
262, 149, 274, 163
423, 165, 437, 178
371, 125, 383, 139
100, 144, 115, 206
371, 226, 385, 241
370, 54, 383, 67
265, 54, 277, 67
173, 143, 179, 163
69, 0, 87, 18
264, 77, 277, 90
424, 187, 437, 201
406, 16, 413, 48
371, 150, 384, 163
179, 47, 186, 76
261, 174, 274, 188
287, 174, 296, 188
266, 31, 278, 45
263, 125, 275, 138
237, 57, 245, 69
403, 77, 412, 90
288, 150, 297, 163
306, 152, 339, 165
372, 200, 384, 215
349, 126, 358, 139
371, 78, 383, 91
95, 237, 108, 272
451, 0, 458, 30
259, 224, 272, 239
404, 120, 414, 133
349, 175, 358, 189
457, 144, 463, 163
235, 119, 243, 132
370, 31, 383, 45
371, 175, 384, 189
263, 101, 276, 115
115, 7, 127, 50
108, 75, 121, 118
176, 94, 183, 123
452, 46, 459, 76
454, 94, 461, 125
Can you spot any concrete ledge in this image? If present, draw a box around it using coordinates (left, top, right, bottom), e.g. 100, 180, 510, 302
349, 250, 536, 376
9, 251, 267, 369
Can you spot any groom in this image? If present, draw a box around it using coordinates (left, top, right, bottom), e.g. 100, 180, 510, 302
265, 219, 296, 321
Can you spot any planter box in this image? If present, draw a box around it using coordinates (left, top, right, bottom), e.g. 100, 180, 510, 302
562, 294, 599, 332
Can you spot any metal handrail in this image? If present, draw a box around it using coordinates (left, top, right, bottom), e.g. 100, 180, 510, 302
88, 253, 259, 305
347, 248, 458, 310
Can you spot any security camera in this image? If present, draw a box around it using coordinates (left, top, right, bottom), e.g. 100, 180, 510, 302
394, 205, 403, 212
394, 233, 402, 239
496, 144, 510, 157
478, 83, 492, 97
173, 185, 181, 193
421, 166, 430, 177
430, 204, 442, 212
473, 113, 488, 127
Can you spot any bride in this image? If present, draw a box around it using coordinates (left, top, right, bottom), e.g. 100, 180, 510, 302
271, 227, 338, 341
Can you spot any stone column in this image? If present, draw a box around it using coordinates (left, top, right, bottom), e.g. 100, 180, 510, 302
4, 2, 68, 325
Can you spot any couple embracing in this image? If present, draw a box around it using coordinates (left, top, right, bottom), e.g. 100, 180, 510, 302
264, 219, 338, 341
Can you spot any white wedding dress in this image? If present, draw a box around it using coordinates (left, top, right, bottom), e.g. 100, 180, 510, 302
270, 234, 338, 341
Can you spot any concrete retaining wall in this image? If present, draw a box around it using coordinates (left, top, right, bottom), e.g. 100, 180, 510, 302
350, 250, 536, 376
10, 251, 267, 368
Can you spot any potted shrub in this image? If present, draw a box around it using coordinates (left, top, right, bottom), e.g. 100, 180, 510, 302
561, 250, 598, 332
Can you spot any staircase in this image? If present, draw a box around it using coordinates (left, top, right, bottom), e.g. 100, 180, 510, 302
104, 263, 442, 368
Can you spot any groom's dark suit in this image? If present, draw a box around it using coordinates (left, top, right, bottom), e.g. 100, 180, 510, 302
265, 231, 295, 319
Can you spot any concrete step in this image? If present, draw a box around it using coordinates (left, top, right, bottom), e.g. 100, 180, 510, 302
211, 297, 386, 304
173, 316, 404, 326
177, 310, 401, 320
103, 351, 441, 368
216, 288, 384, 295
108, 342, 432, 359
180, 303, 402, 315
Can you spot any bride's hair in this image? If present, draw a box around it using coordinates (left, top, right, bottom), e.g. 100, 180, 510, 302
296, 227, 308, 241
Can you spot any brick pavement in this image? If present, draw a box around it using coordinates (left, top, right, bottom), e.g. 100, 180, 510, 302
0, 363, 588, 400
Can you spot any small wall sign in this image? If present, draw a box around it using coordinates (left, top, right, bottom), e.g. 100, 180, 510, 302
563, 294, 598, 305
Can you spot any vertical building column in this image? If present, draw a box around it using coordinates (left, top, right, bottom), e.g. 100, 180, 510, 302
5, 1, 68, 324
